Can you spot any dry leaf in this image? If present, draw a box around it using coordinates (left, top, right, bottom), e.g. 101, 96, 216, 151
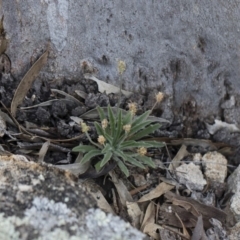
75, 90, 87, 99
56, 153, 90, 176
164, 191, 226, 229
20, 99, 68, 110
172, 198, 199, 217
149, 137, 230, 152
38, 140, 50, 163
51, 89, 83, 105
126, 201, 143, 229
141, 202, 155, 231
0, 16, 4, 34
84, 179, 115, 214
175, 212, 190, 239
147, 115, 170, 124
55, 163, 90, 176
112, 189, 119, 214
11, 50, 48, 117
109, 171, 133, 206
138, 182, 174, 202
130, 184, 149, 196
80, 107, 128, 120
0, 110, 15, 126
70, 116, 83, 125
159, 203, 196, 228
90, 189, 115, 214
143, 223, 162, 240
169, 144, 188, 171
163, 225, 190, 240
191, 215, 208, 240
0, 16, 7, 55
159, 228, 179, 240
84, 74, 133, 97
170, 138, 218, 150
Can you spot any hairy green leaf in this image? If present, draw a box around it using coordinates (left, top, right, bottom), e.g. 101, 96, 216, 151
132, 110, 151, 127
101, 143, 113, 154
119, 140, 163, 150
94, 161, 102, 172
72, 145, 98, 153
114, 149, 127, 160
120, 142, 149, 149
129, 123, 160, 140
119, 140, 136, 149
97, 105, 106, 121
94, 122, 105, 136
122, 111, 132, 125
124, 154, 146, 169
100, 151, 113, 168
94, 122, 112, 143
137, 155, 156, 168
128, 120, 152, 136
108, 105, 115, 135
117, 160, 129, 177
113, 109, 123, 144
81, 149, 102, 164
137, 140, 165, 148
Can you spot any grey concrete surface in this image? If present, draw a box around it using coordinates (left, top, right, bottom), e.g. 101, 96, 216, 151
2, 0, 240, 123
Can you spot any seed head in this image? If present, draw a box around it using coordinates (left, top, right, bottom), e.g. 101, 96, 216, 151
123, 124, 131, 133
155, 92, 164, 103
137, 147, 147, 156
98, 135, 106, 145
81, 122, 90, 133
128, 102, 137, 116
101, 119, 108, 129
117, 60, 126, 75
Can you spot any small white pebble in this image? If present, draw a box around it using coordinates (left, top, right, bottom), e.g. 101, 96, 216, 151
167, 206, 172, 213
38, 174, 45, 181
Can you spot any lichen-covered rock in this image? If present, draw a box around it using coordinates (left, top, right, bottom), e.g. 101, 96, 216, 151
0, 205, 146, 240
176, 162, 207, 191
0, 154, 95, 239
202, 151, 227, 183
0, 155, 146, 240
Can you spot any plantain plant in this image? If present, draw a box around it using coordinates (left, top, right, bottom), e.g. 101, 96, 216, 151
72, 93, 164, 177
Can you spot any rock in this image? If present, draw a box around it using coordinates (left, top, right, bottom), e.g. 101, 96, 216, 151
202, 151, 227, 183
2, 1, 240, 124
205, 218, 228, 239
176, 162, 207, 191
227, 165, 240, 222
0, 155, 146, 240
229, 222, 240, 240
228, 165, 240, 194
192, 153, 202, 163
229, 193, 240, 222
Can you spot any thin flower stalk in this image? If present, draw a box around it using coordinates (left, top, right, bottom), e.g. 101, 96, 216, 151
151, 92, 164, 111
